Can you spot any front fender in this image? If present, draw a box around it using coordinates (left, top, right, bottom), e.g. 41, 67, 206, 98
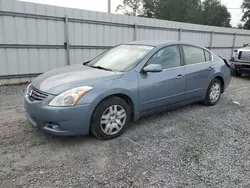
76, 71, 140, 130
89, 88, 139, 121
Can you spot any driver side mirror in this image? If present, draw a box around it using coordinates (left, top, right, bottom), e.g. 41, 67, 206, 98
143, 64, 163, 73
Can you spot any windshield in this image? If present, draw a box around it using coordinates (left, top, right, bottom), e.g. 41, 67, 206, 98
87, 45, 154, 72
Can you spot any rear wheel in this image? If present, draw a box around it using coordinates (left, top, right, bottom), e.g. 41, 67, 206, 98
203, 78, 222, 106
90, 97, 131, 140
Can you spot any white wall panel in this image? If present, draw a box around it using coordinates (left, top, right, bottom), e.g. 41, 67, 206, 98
18, 48, 30, 74
2, 16, 16, 44
182, 32, 211, 47
70, 49, 106, 65
235, 35, 248, 47
1, 0, 250, 84
166, 31, 179, 40
0, 0, 15, 11
0, 48, 66, 75
0, 16, 5, 44
0, 48, 8, 75
5, 48, 19, 75
138, 29, 179, 41
1, 16, 65, 45
15, 17, 28, 44
212, 49, 232, 59
213, 34, 234, 47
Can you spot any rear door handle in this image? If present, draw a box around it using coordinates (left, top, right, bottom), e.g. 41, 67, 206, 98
208, 67, 213, 71
176, 74, 184, 79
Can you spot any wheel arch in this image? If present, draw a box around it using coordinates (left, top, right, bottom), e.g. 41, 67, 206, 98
214, 75, 225, 93
90, 90, 137, 123
98, 94, 135, 120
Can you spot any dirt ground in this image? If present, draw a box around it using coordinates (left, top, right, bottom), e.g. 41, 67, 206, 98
0, 76, 250, 188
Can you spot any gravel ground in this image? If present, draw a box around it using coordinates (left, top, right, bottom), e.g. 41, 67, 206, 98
0, 76, 250, 188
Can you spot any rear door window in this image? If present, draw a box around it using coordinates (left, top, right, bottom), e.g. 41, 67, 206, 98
183, 45, 206, 65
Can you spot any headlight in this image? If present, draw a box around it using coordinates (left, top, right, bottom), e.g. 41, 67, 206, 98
25, 83, 31, 97
49, 86, 93, 107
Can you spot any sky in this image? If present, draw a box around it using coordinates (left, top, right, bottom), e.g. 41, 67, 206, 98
20, 0, 244, 27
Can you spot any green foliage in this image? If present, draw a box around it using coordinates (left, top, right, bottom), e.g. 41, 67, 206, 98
157, 0, 201, 24
241, 0, 250, 29
117, 0, 231, 27
200, 0, 231, 27
116, 0, 144, 16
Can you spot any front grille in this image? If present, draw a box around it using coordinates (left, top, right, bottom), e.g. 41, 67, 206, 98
242, 64, 250, 69
28, 88, 48, 102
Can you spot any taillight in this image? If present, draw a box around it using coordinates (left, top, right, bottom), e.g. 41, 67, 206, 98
224, 59, 232, 68
228, 63, 233, 68
219, 56, 233, 68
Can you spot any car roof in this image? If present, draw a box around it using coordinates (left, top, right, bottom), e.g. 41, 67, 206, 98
127, 40, 179, 46
126, 40, 209, 50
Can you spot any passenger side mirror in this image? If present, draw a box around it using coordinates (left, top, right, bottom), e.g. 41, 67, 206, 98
143, 64, 163, 73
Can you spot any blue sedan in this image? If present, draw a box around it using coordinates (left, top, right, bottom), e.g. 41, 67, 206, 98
24, 41, 232, 140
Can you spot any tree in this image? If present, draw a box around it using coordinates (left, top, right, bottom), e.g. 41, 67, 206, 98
238, 23, 244, 29
142, 0, 202, 23
141, 0, 159, 18
117, 0, 231, 27
200, 0, 231, 27
116, 0, 143, 16
241, 0, 250, 29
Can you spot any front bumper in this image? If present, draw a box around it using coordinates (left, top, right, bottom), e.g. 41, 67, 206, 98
24, 95, 92, 136
230, 61, 250, 74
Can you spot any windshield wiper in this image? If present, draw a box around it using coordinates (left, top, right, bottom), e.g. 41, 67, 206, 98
88, 65, 113, 71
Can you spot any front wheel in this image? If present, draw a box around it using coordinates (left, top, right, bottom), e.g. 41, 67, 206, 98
203, 78, 222, 106
90, 97, 131, 140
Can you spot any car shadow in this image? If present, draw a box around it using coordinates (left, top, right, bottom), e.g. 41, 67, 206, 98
127, 102, 202, 132
36, 130, 98, 145
37, 100, 219, 147
233, 74, 250, 80
239, 74, 250, 80
36, 102, 200, 145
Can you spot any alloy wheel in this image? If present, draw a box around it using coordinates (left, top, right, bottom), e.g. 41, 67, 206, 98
100, 105, 127, 135
209, 83, 221, 103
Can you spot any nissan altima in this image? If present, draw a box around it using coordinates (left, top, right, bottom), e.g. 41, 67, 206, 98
24, 41, 232, 140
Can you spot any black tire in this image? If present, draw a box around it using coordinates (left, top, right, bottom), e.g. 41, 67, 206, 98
203, 78, 222, 106
233, 70, 242, 77
90, 97, 131, 140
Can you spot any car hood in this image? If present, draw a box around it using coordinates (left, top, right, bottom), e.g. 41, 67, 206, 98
238, 47, 250, 52
32, 64, 122, 95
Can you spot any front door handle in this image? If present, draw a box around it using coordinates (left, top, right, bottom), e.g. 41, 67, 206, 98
207, 67, 213, 71
176, 74, 184, 79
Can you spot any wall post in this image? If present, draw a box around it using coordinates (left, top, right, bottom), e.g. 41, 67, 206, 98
134, 23, 138, 41
231, 33, 237, 57
179, 28, 182, 41
209, 31, 214, 50
65, 15, 70, 66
